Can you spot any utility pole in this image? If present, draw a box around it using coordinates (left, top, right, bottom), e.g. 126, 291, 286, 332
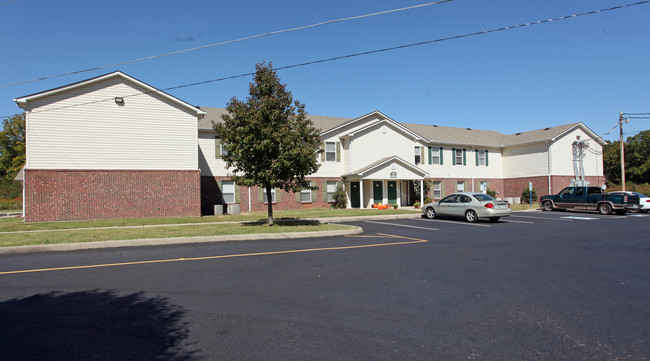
619, 111, 626, 191
618, 112, 650, 192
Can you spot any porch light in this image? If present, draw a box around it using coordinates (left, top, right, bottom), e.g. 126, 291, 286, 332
114, 97, 124, 105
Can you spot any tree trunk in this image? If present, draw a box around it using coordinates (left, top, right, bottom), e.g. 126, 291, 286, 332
265, 185, 274, 226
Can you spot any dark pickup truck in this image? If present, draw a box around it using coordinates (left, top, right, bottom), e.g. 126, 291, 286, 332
540, 186, 641, 215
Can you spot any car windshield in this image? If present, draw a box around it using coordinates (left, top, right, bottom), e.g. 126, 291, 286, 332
473, 194, 495, 202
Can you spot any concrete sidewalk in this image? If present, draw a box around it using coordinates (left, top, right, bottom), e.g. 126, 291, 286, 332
0, 213, 419, 255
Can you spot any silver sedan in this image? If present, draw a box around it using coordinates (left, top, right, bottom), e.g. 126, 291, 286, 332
421, 192, 512, 222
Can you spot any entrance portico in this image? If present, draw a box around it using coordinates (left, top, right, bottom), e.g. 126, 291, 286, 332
343, 156, 428, 208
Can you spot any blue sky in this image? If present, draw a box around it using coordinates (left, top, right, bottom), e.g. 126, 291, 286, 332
1, 0, 648, 141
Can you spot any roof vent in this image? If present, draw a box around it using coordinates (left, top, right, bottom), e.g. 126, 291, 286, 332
432, 125, 437, 127
544, 127, 550, 130
515, 132, 521, 135
466, 128, 471, 130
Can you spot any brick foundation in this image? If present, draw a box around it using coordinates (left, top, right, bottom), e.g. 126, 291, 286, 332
201, 176, 342, 214
25, 169, 200, 222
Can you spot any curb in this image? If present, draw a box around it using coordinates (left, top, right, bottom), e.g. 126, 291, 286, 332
0, 226, 364, 255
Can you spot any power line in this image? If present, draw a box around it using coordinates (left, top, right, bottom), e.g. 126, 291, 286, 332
0, 0, 454, 88
3, 0, 649, 119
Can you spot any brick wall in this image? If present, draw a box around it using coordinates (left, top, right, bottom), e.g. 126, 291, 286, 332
201, 176, 342, 214
25, 169, 200, 222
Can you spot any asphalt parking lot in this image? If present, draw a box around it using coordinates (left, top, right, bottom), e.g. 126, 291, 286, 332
0, 210, 648, 360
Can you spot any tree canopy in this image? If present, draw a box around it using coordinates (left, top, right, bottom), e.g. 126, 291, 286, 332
603, 130, 650, 185
0, 114, 25, 181
213, 62, 321, 225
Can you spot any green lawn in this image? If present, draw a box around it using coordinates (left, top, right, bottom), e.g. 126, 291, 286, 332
0, 208, 419, 248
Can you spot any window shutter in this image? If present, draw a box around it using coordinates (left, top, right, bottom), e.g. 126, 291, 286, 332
235, 185, 240, 203
485, 150, 489, 166
476, 149, 479, 166
336, 142, 341, 162
322, 181, 327, 201
439, 147, 443, 165
420, 146, 425, 164
276, 188, 281, 202
311, 181, 317, 202
296, 189, 301, 202
217, 180, 223, 203
215, 138, 221, 159
320, 142, 325, 162
441, 181, 445, 198
258, 188, 264, 203
463, 149, 466, 166
428, 147, 432, 164
452, 148, 456, 165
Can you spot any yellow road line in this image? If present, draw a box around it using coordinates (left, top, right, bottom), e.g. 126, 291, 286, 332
0, 233, 428, 275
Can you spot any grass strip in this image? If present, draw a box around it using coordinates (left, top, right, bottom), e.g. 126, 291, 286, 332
0, 222, 354, 248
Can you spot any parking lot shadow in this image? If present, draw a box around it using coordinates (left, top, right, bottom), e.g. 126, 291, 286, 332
0, 289, 200, 361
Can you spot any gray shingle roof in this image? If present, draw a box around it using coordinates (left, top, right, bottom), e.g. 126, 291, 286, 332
197, 107, 597, 147
197, 106, 352, 132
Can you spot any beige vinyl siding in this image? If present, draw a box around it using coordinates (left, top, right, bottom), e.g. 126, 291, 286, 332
502, 143, 549, 178
347, 123, 416, 173
198, 132, 228, 176
550, 129, 603, 177
25, 78, 198, 170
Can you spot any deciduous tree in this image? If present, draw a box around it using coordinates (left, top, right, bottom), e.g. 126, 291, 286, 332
0, 114, 25, 180
213, 62, 321, 225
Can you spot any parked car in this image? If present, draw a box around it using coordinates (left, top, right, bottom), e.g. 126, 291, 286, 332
539, 186, 641, 215
421, 192, 511, 222
606, 191, 650, 213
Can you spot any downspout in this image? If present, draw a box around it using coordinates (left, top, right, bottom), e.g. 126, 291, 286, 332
470, 145, 475, 192
248, 187, 251, 213
547, 140, 552, 195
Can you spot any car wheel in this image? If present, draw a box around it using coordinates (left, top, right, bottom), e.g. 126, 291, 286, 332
641, 209, 649, 213
542, 201, 553, 211
465, 209, 478, 222
425, 207, 436, 219
598, 203, 612, 215
489, 217, 500, 222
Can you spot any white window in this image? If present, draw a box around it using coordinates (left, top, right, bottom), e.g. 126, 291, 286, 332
455, 149, 463, 165
433, 181, 442, 199
480, 181, 488, 194
263, 188, 276, 203
414, 146, 421, 165
325, 142, 336, 162
221, 143, 228, 157
222, 181, 235, 203
326, 181, 337, 202
432, 148, 441, 165
477, 150, 486, 166
456, 181, 465, 192
300, 188, 311, 202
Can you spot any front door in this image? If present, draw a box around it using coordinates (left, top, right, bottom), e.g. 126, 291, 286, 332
387, 181, 397, 205
373, 181, 383, 204
350, 182, 360, 208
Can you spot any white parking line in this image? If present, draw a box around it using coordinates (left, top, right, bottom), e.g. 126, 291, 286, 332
509, 215, 572, 221
364, 220, 439, 231
561, 216, 597, 220
416, 218, 491, 227
501, 219, 535, 224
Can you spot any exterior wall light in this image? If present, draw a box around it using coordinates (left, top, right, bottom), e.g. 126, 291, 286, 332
114, 97, 125, 105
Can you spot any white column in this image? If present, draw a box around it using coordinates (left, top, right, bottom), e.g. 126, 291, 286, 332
359, 179, 364, 209
420, 179, 424, 205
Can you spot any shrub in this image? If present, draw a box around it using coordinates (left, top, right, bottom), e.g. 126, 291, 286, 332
0, 179, 21, 200
521, 187, 537, 203
413, 201, 421, 208
0, 197, 22, 210
330, 185, 348, 209
486, 188, 497, 197
424, 197, 432, 204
